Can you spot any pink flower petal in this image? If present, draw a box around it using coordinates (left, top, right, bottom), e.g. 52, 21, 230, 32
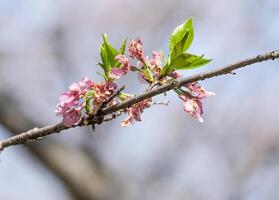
109, 68, 126, 79
62, 108, 81, 127
128, 38, 144, 61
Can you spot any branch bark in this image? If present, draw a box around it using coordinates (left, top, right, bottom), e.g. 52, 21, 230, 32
1, 50, 278, 150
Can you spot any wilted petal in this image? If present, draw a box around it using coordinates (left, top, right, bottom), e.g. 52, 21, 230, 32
186, 82, 215, 98
62, 108, 81, 127
181, 95, 204, 123
115, 54, 129, 66
69, 83, 81, 93
121, 99, 151, 127
109, 68, 126, 79
128, 38, 144, 61
149, 51, 162, 66
106, 81, 117, 91
79, 77, 94, 93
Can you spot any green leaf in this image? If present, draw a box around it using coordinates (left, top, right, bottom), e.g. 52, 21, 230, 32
161, 63, 171, 76
102, 33, 119, 67
172, 53, 212, 70
97, 71, 109, 81
99, 43, 109, 78
141, 68, 154, 83
119, 37, 127, 55
160, 54, 171, 76
169, 18, 194, 60
100, 45, 108, 68
98, 33, 121, 80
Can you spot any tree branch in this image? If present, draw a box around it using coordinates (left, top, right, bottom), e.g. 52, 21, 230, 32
1, 50, 278, 151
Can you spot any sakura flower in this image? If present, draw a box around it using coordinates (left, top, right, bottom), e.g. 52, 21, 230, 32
92, 81, 117, 109
110, 68, 127, 80
179, 95, 204, 123
78, 77, 95, 93
149, 51, 162, 66
62, 107, 82, 127
186, 82, 215, 98
109, 55, 130, 80
106, 81, 117, 91
143, 51, 163, 78
69, 77, 95, 95
179, 82, 214, 122
116, 54, 129, 66
128, 38, 144, 61
121, 99, 151, 127
69, 83, 81, 93
55, 91, 79, 116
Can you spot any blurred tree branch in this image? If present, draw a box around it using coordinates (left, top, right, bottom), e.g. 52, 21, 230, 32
0, 50, 278, 150
0, 93, 121, 200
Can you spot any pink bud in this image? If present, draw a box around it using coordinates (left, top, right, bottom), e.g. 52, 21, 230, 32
128, 38, 144, 61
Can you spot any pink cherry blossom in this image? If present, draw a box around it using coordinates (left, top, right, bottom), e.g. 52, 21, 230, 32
128, 38, 144, 61
106, 81, 117, 91
55, 77, 118, 126
55, 91, 79, 116
92, 81, 117, 108
149, 51, 162, 66
179, 95, 204, 123
179, 82, 215, 122
121, 99, 151, 127
186, 82, 215, 98
109, 55, 130, 80
110, 68, 127, 80
68, 77, 95, 95
62, 108, 82, 127
78, 77, 95, 93
69, 83, 81, 93
115, 54, 129, 66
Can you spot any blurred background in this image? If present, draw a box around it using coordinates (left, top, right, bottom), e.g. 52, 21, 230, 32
0, 0, 279, 199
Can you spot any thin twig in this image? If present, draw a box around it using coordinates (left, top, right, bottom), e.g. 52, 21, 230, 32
0, 50, 278, 151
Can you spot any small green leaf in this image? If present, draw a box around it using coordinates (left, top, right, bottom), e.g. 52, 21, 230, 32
163, 54, 168, 66
141, 68, 154, 83
102, 33, 119, 67
160, 55, 171, 76
97, 71, 109, 81
169, 18, 194, 60
161, 63, 171, 76
119, 37, 127, 55
98, 33, 121, 80
100, 45, 108, 69
173, 53, 212, 70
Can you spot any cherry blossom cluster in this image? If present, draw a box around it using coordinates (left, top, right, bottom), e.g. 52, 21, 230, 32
56, 38, 213, 127
55, 78, 117, 127
55, 18, 214, 127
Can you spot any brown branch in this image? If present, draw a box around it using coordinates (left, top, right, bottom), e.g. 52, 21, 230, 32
1, 50, 278, 151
